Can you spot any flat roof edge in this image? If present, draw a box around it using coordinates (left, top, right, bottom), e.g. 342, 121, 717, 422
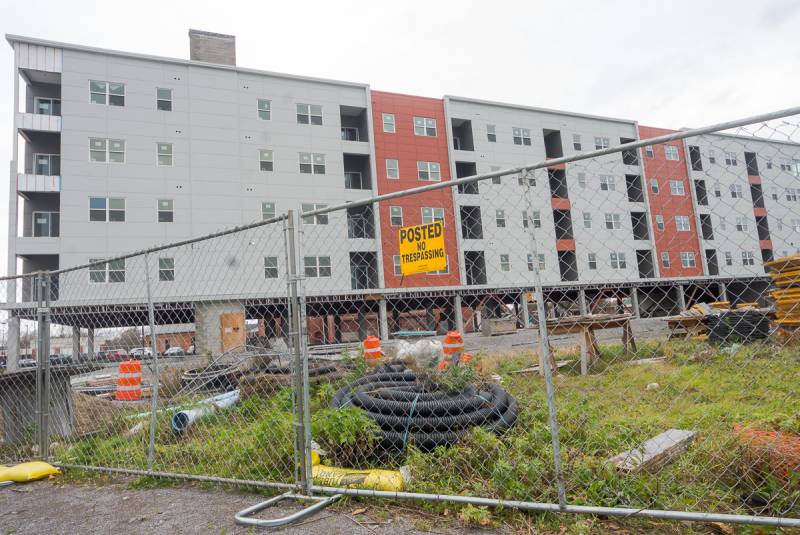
6, 34, 369, 89
445, 94, 637, 125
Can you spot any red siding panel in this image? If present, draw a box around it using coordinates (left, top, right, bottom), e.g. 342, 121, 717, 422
371, 91, 461, 288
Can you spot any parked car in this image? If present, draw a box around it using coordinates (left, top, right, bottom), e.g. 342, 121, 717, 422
49, 354, 73, 366
104, 349, 128, 361
94, 350, 107, 361
129, 347, 154, 358
163, 346, 186, 357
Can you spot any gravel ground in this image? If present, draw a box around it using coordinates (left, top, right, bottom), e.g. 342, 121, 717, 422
0, 479, 497, 535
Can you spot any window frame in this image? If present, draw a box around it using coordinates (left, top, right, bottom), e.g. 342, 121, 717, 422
582, 212, 592, 229
680, 251, 696, 268
604, 213, 622, 230
594, 136, 610, 150
675, 215, 691, 232
664, 145, 680, 161
610, 251, 627, 269
264, 256, 279, 279
382, 113, 396, 133
512, 127, 531, 146
157, 199, 174, 223
259, 149, 274, 172
587, 253, 597, 270
157, 88, 173, 111
572, 134, 582, 151
486, 124, 497, 142
417, 161, 441, 182
650, 178, 659, 194
301, 203, 329, 225
421, 207, 445, 225
499, 254, 511, 272
299, 152, 326, 174
661, 252, 671, 268
261, 201, 276, 221
90, 80, 125, 106
413, 116, 437, 137
303, 255, 332, 278
386, 158, 399, 179
158, 257, 175, 282
655, 214, 665, 231
669, 180, 685, 196
495, 209, 506, 228
389, 206, 403, 227
257, 98, 271, 120
296, 103, 323, 125
157, 142, 173, 166
34, 96, 61, 116
599, 175, 616, 191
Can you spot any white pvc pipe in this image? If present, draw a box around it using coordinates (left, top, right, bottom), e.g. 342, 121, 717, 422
171, 390, 240, 433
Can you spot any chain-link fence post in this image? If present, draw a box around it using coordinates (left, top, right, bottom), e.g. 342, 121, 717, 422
36, 272, 52, 460
144, 253, 161, 472
285, 210, 312, 493
523, 178, 568, 508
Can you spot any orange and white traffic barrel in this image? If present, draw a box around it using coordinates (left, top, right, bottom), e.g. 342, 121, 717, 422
442, 331, 465, 365
115, 359, 142, 401
362, 336, 383, 360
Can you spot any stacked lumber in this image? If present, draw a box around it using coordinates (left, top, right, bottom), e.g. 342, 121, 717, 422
765, 255, 800, 328
609, 429, 696, 474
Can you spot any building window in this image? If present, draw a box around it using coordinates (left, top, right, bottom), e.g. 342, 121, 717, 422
31, 211, 58, 237
793, 219, 800, 232
88, 258, 126, 283
345, 171, 369, 190
655, 214, 665, 231
582, 212, 592, 229
264, 256, 278, 278
382, 113, 395, 133
650, 178, 659, 194
645, 145, 654, 158
299, 152, 325, 174
413, 116, 437, 137
487, 124, 497, 142
512, 127, 531, 146
680, 252, 696, 268
708, 149, 717, 164
495, 209, 506, 228
392, 255, 402, 276
157, 143, 173, 166
599, 175, 616, 191
713, 183, 722, 198
742, 251, 755, 266
90, 80, 124, 106
422, 207, 444, 225
780, 158, 792, 171
386, 159, 399, 179
522, 210, 541, 229
108, 259, 125, 283
604, 213, 622, 230
588, 253, 597, 270
661, 252, 670, 268
304, 256, 331, 277
525, 253, 546, 271
261, 201, 275, 220
257, 99, 271, 120
89, 197, 125, 222
518, 173, 536, 187
577, 172, 586, 188
786, 188, 798, 202
159, 257, 175, 281
301, 203, 328, 225
89, 138, 125, 163
724, 152, 738, 166
34, 97, 60, 116
771, 187, 778, 201
730, 184, 743, 198
417, 161, 441, 181
594, 136, 610, 150
610, 252, 627, 269
296, 103, 322, 125
499, 254, 511, 272
390, 206, 403, 227
158, 199, 174, 222
157, 88, 172, 111
664, 145, 680, 161
89, 259, 106, 283
669, 180, 685, 195
572, 134, 582, 151
257, 149, 274, 171
735, 217, 749, 232
724, 252, 733, 266
490, 166, 501, 184
675, 215, 691, 231
34, 154, 60, 175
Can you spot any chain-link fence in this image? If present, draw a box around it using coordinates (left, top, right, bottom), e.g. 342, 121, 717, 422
1, 107, 799, 529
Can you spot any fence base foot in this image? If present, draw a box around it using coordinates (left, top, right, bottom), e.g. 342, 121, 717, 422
234, 491, 342, 528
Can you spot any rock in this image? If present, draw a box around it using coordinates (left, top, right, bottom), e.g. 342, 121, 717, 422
646, 382, 659, 390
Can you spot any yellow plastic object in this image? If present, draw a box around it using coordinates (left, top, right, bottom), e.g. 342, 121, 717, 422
0, 461, 60, 483
310, 450, 406, 491
311, 463, 406, 492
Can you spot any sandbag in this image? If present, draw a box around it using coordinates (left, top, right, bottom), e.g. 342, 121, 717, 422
0, 461, 60, 483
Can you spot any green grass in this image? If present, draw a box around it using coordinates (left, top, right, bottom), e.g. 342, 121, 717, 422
53, 338, 800, 533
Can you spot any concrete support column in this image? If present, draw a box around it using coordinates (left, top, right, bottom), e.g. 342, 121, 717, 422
72, 326, 81, 360
578, 289, 588, 316
453, 294, 464, 333
630, 289, 641, 318
676, 285, 687, 312
87, 328, 95, 359
357, 306, 367, 341
6, 315, 20, 373
519, 292, 530, 327
378, 299, 389, 341
718, 283, 729, 303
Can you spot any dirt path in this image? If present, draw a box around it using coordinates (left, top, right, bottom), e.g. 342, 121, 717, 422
0, 479, 495, 535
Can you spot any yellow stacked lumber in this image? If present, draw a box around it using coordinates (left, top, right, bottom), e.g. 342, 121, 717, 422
766, 256, 800, 326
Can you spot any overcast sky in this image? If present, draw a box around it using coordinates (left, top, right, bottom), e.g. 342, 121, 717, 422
1, 0, 799, 276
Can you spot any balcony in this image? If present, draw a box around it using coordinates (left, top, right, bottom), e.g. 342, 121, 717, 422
452, 119, 474, 151
17, 112, 61, 133
17, 173, 61, 193
340, 106, 369, 143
